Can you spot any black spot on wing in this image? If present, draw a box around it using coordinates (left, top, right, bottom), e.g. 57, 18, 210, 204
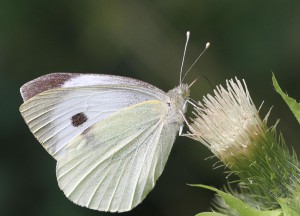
71, 112, 88, 127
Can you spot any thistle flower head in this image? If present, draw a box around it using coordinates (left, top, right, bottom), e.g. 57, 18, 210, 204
188, 78, 265, 161
188, 76, 300, 212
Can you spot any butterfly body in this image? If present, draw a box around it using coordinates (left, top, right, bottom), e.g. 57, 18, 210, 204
20, 73, 189, 212
165, 83, 189, 125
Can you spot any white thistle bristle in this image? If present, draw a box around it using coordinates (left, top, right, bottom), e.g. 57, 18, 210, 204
188, 77, 264, 160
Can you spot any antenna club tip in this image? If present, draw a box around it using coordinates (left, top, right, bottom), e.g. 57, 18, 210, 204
206, 42, 210, 48
186, 31, 190, 36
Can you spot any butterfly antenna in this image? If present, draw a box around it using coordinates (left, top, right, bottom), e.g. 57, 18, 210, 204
180, 31, 190, 86
182, 42, 210, 83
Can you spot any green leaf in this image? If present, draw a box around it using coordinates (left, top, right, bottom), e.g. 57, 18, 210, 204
272, 73, 300, 124
189, 184, 282, 216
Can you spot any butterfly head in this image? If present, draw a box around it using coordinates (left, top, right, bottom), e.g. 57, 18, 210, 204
167, 83, 190, 102
178, 83, 190, 100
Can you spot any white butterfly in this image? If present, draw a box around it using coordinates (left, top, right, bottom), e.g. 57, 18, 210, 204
19, 32, 209, 212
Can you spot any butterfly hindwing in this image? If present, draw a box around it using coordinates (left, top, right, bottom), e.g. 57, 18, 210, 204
56, 100, 179, 212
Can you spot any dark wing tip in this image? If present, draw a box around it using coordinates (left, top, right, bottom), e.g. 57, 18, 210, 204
20, 73, 79, 101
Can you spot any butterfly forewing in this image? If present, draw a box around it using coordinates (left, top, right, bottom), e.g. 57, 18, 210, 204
56, 100, 178, 212
20, 74, 168, 160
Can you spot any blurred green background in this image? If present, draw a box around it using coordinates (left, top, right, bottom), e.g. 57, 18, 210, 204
1, 0, 299, 215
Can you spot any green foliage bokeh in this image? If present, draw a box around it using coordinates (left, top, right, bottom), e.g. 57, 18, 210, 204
1, 1, 300, 216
